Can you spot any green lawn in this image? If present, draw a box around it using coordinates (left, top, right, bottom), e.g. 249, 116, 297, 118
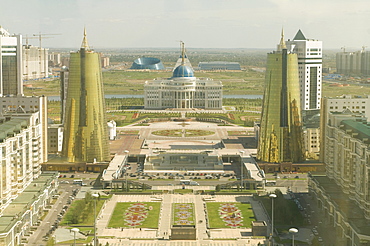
61, 199, 105, 227
108, 202, 161, 228
174, 189, 193, 194
206, 202, 255, 228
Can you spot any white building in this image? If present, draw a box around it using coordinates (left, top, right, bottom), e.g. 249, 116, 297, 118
144, 47, 222, 110
22, 45, 48, 80
144, 71, 223, 109
322, 95, 370, 117
107, 120, 117, 140
286, 30, 322, 114
0, 26, 23, 97
0, 95, 48, 163
0, 112, 44, 212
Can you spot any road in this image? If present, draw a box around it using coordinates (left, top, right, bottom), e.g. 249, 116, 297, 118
27, 175, 95, 245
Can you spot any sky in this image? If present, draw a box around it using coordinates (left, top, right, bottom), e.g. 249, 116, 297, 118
1, 0, 370, 50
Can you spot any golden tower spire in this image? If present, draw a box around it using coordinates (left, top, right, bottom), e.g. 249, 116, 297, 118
81, 27, 89, 50
277, 28, 286, 51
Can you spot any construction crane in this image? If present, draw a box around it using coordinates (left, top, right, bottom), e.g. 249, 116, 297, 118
32, 33, 61, 78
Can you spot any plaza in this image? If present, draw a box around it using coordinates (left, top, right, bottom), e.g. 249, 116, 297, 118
95, 194, 268, 245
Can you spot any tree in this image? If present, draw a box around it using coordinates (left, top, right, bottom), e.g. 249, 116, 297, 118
215, 184, 221, 192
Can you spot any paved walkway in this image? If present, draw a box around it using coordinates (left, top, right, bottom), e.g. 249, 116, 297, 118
158, 194, 172, 239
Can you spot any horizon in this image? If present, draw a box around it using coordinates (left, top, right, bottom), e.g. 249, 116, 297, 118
1, 0, 369, 50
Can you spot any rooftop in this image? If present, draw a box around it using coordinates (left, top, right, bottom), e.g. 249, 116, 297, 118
341, 119, 370, 140
0, 172, 58, 233
0, 118, 28, 142
293, 29, 307, 41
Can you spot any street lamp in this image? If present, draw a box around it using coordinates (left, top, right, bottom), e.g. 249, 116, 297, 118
70, 228, 79, 246
269, 193, 277, 245
92, 193, 99, 246
239, 150, 245, 189
289, 228, 299, 246
124, 150, 129, 192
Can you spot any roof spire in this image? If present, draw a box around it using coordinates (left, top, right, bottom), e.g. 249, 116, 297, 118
277, 28, 286, 51
180, 41, 185, 65
81, 27, 89, 50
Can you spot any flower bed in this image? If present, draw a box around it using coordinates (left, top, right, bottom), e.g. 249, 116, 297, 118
124, 203, 148, 227
108, 202, 161, 228
184, 129, 214, 137
173, 203, 195, 225
152, 129, 182, 137
218, 203, 243, 228
206, 202, 255, 228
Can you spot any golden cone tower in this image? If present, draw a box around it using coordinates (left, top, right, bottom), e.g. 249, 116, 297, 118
62, 29, 110, 163
257, 30, 305, 163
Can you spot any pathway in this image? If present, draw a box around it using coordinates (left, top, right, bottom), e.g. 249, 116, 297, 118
158, 194, 173, 239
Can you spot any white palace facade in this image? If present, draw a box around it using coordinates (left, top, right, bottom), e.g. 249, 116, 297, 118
144, 47, 222, 110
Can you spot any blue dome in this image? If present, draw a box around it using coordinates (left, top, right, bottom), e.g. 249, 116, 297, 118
173, 65, 194, 78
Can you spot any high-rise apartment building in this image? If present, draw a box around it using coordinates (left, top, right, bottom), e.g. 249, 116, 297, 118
48, 52, 61, 67
22, 44, 48, 80
0, 26, 23, 96
336, 48, 370, 76
286, 30, 322, 116
257, 31, 305, 163
62, 29, 110, 163
309, 106, 370, 245
0, 113, 43, 210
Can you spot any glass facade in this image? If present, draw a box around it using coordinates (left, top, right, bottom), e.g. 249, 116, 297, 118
257, 49, 305, 163
62, 45, 109, 163
130, 57, 165, 70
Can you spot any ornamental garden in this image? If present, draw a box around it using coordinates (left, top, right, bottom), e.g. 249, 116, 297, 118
107, 201, 255, 229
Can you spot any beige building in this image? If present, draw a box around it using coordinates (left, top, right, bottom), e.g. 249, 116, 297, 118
48, 52, 61, 67
336, 48, 370, 75
48, 124, 63, 153
303, 127, 320, 159
310, 103, 370, 245
0, 172, 58, 246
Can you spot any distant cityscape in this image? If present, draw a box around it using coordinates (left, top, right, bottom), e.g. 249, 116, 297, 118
0, 24, 368, 246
